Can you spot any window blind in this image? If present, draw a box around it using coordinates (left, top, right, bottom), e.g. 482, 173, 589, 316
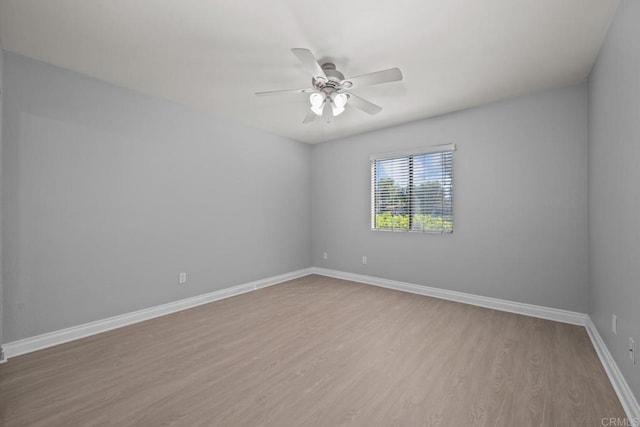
371, 145, 454, 233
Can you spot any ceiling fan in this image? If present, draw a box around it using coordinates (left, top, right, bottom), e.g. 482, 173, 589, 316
256, 48, 403, 124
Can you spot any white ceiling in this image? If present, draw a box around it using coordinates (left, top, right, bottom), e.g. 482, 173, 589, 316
0, 0, 619, 144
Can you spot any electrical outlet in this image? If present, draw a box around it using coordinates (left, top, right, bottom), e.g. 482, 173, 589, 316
362, 256, 367, 265
612, 314, 617, 334
323, 252, 327, 260
630, 338, 635, 364
179, 272, 187, 284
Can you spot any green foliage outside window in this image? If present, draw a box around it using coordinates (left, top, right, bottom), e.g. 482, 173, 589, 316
375, 212, 452, 232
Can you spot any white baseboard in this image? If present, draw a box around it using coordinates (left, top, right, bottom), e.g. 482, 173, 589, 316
311, 267, 588, 326
586, 319, 640, 423
1, 267, 312, 360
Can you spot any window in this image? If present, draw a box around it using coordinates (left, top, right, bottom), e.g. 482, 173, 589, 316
371, 144, 455, 233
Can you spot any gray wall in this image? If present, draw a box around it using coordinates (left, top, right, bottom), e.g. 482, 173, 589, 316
588, 0, 640, 400
312, 84, 588, 312
1, 52, 311, 343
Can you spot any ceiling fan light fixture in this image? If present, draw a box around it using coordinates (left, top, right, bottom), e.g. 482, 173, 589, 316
333, 93, 348, 108
310, 92, 326, 116
330, 93, 348, 116
331, 103, 345, 117
311, 103, 324, 116
310, 92, 324, 107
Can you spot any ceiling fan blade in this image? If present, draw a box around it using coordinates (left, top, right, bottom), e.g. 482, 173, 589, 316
255, 88, 314, 96
344, 92, 383, 115
321, 99, 332, 123
302, 109, 317, 124
345, 68, 403, 88
291, 48, 327, 80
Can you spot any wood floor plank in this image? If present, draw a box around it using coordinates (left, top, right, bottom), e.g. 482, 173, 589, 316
0, 275, 626, 426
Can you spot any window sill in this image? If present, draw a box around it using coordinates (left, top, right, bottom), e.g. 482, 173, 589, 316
371, 228, 453, 234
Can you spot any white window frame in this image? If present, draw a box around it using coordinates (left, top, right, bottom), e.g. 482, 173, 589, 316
370, 143, 456, 234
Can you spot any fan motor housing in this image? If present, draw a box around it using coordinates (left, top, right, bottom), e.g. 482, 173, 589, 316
313, 63, 348, 92
321, 63, 344, 81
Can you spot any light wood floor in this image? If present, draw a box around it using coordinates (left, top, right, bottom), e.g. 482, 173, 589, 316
0, 275, 625, 426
